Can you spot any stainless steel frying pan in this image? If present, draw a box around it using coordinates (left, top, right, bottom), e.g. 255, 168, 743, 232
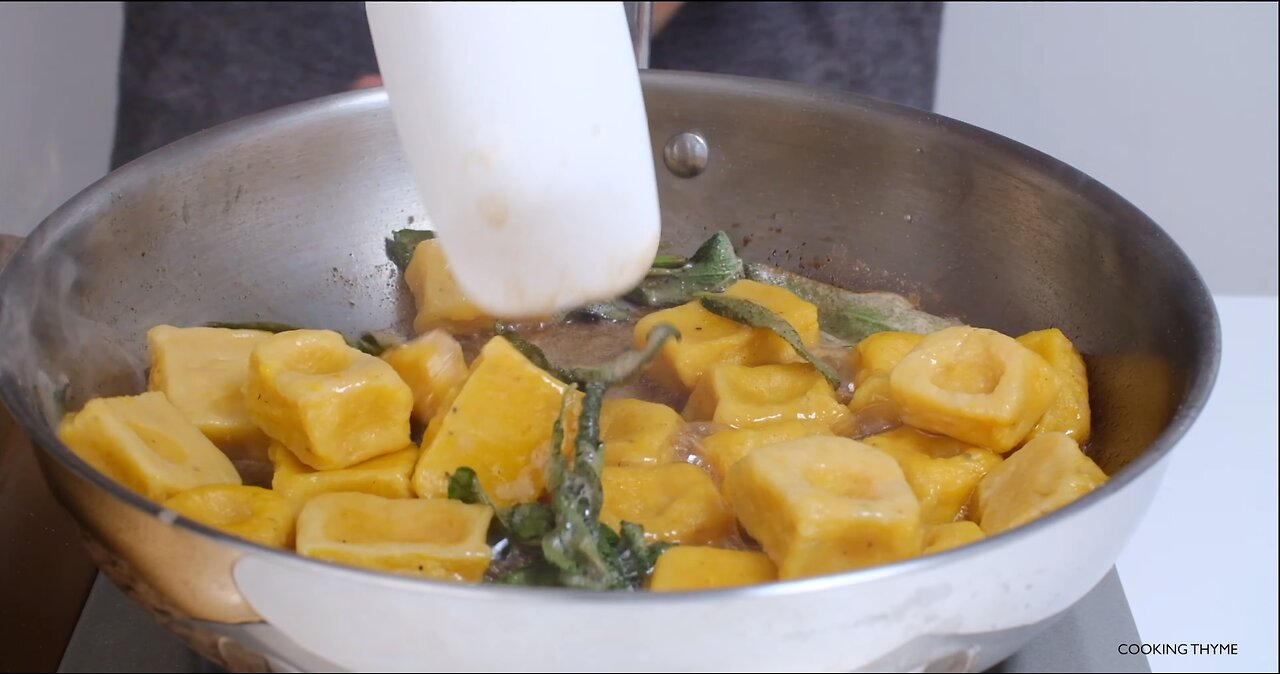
0, 71, 1219, 672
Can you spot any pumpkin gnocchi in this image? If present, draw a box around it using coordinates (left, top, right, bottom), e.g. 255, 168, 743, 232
58, 230, 1106, 590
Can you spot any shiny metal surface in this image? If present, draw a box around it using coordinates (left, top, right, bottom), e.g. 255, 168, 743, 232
57, 570, 1151, 673
662, 130, 710, 178
0, 234, 98, 673
0, 71, 1219, 672
624, 1, 653, 68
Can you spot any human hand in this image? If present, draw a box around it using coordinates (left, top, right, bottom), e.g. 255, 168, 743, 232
350, 73, 384, 90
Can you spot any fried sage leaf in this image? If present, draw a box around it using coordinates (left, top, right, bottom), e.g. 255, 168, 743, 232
625, 231, 743, 307
527, 326, 683, 589
447, 467, 556, 547
744, 262, 959, 343
493, 561, 562, 586
204, 321, 302, 334
617, 521, 672, 588
541, 382, 621, 588
385, 228, 436, 272
494, 327, 560, 377
497, 323, 680, 387
349, 332, 393, 357
696, 293, 843, 395
506, 503, 556, 545
561, 324, 680, 386
651, 254, 688, 269
446, 467, 492, 506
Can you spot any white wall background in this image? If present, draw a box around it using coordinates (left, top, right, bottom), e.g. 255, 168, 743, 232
937, 1, 1278, 295
0, 2, 1275, 294
0, 1, 121, 238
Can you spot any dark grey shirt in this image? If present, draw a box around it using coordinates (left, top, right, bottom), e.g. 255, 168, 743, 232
651, 2, 941, 108
111, 1, 941, 168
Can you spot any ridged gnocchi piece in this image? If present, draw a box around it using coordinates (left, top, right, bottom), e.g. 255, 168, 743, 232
379, 329, 469, 425
724, 436, 922, 579
889, 326, 1059, 453
862, 427, 1003, 525
633, 300, 752, 396
270, 442, 418, 504
923, 521, 986, 554
146, 325, 271, 463
600, 398, 684, 466
975, 433, 1107, 535
683, 363, 849, 430
722, 279, 821, 365
413, 336, 581, 507
634, 280, 819, 395
699, 419, 833, 479
1017, 328, 1091, 443
296, 492, 493, 582
405, 239, 493, 334
163, 484, 295, 548
846, 331, 924, 386
600, 464, 736, 545
843, 331, 926, 435
245, 330, 414, 471
649, 546, 777, 591
57, 391, 242, 502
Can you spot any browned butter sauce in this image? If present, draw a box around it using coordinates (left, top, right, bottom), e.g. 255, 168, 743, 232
454, 316, 685, 408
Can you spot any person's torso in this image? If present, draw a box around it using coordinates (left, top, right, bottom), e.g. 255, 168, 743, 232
112, 1, 942, 167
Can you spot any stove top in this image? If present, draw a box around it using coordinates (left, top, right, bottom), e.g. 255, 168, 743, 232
56, 569, 1150, 673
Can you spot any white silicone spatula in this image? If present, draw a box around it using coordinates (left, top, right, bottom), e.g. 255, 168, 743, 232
366, 1, 661, 320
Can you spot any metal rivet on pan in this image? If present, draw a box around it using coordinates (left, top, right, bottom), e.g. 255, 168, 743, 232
663, 131, 709, 178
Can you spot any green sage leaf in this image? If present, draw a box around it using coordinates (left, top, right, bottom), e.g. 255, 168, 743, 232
744, 262, 958, 343
626, 231, 743, 307
385, 228, 436, 272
